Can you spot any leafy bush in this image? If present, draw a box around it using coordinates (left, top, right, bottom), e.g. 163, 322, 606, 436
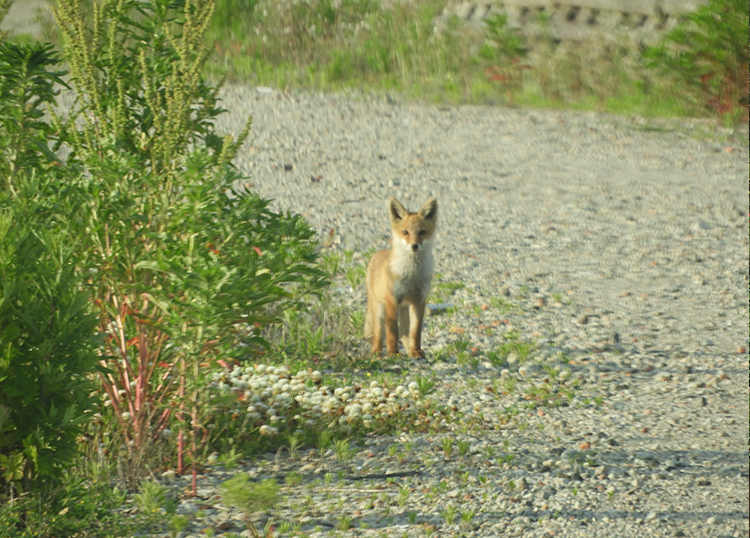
0, 205, 101, 495
0, 40, 67, 193
0, 37, 101, 503
50, 0, 328, 488
0, 464, 134, 538
644, 0, 749, 122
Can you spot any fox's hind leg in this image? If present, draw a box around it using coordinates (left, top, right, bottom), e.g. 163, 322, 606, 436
398, 304, 410, 353
364, 301, 373, 342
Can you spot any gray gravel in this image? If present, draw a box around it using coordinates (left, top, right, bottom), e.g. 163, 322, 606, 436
135, 87, 748, 537
5, 3, 747, 537
131, 87, 749, 538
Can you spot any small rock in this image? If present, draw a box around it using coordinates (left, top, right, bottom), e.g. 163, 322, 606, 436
161, 470, 177, 483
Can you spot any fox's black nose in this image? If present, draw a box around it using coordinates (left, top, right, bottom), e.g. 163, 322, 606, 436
411, 244, 419, 252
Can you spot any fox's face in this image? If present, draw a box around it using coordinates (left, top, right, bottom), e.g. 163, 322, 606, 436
388, 197, 438, 254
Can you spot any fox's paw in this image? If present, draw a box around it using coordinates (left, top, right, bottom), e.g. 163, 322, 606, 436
409, 349, 425, 359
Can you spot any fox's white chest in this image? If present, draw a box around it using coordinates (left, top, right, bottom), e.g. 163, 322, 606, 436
389, 243, 434, 302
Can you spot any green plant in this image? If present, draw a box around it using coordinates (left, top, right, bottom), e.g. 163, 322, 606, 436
414, 376, 436, 399
442, 438, 453, 458
286, 432, 302, 460
168, 514, 190, 538
316, 430, 333, 461
285, 471, 302, 487
338, 515, 352, 530
480, 14, 529, 104
345, 264, 366, 290
0, 41, 67, 194
220, 475, 279, 535
457, 439, 471, 457
442, 505, 457, 526
0, 466, 134, 538
644, 0, 748, 122
333, 439, 354, 464
321, 252, 343, 278
134, 479, 176, 526
0, 206, 101, 496
219, 447, 242, 470
0, 34, 108, 503
397, 484, 410, 507
460, 509, 475, 527
48, 0, 327, 491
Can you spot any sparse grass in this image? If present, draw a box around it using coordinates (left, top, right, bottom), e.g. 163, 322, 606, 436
430, 279, 467, 303
219, 447, 242, 470
220, 476, 280, 536
442, 505, 457, 526
442, 437, 453, 458
203, 0, 737, 121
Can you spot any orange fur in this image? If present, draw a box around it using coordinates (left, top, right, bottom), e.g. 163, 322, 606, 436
364, 197, 437, 357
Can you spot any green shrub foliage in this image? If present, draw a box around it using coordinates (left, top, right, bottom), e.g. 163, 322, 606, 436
0, 41, 68, 193
0, 37, 100, 499
0, 206, 101, 495
644, 0, 749, 122
50, 0, 328, 486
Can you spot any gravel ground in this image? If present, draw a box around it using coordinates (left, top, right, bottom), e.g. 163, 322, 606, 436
4, 4, 748, 537
131, 88, 748, 538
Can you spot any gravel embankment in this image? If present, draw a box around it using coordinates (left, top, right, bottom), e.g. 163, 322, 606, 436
129, 88, 750, 538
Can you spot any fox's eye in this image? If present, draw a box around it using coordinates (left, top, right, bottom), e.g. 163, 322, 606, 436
402, 230, 408, 235
419, 230, 426, 236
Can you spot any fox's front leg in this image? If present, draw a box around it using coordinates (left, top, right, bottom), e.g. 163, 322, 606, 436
384, 298, 400, 356
369, 305, 382, 355
408, 301, 426, 358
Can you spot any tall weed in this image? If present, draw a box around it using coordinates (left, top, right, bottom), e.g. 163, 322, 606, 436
50, 0, 327, 489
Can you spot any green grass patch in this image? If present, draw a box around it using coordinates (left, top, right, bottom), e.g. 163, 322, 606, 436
205, 0, 747, 122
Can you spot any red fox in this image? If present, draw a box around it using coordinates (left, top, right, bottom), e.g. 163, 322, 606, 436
364, 197, 438, 358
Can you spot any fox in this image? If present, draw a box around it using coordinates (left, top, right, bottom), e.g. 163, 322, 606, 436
364, 197, 438, 358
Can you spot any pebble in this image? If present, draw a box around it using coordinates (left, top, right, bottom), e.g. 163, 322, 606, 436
130, 88, 750, 537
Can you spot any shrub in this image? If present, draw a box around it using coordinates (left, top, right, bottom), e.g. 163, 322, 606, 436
0, 36, 100, 501
0, 206, 101, 495
51, 0, 328, 489
0, 40, 68, 193
0, 468, 133, 538
644, 0, 749, 123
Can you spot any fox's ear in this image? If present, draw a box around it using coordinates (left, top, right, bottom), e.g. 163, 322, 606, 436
388, 198, 408, 224
418, 198, 437, 221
